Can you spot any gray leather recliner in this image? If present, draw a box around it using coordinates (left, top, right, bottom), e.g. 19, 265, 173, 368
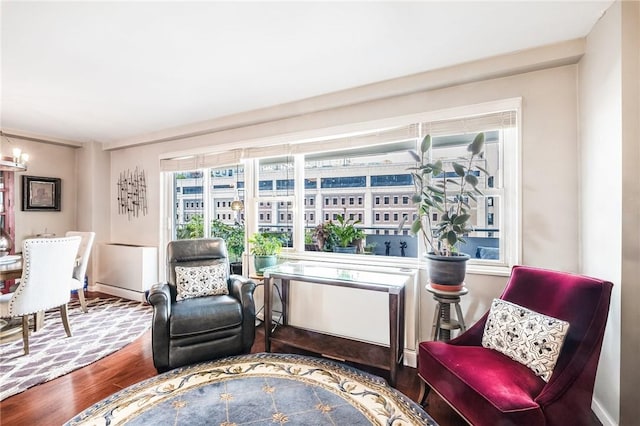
147, 238, 256, 372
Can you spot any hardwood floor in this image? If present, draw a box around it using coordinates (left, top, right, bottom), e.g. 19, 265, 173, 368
0, 325, 467, 425
1, 289, 604, 426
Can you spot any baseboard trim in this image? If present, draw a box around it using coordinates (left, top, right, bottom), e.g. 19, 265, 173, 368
592, 396, 617, 426
93, 283, 147, 303
404, 349, 417, 368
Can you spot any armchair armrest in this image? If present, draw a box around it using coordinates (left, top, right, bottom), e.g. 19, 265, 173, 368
147, 282, 172, 372
229, 274, 257, 306
148, 282, 172, 310
229, 274, 257, 352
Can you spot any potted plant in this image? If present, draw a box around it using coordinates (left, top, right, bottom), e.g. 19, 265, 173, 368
248, 232, 282, 275
331, 214, 365, 254
363, 242, 377, 255
407, 132, 486, 290
304, 229, 319, 251
312, 221, 338, 251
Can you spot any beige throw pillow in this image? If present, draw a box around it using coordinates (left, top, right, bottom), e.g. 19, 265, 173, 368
175, 264, 228, 301
482, 298, 570, 382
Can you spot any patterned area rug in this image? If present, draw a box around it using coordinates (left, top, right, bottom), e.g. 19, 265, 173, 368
0, 297, 151, 401
66, 353, 437, 426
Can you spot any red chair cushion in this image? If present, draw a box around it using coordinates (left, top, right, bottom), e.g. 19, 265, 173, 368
419, 340, 547, 425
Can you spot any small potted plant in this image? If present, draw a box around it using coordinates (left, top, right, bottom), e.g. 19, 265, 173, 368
312, 221, 337, 251
248, 232, 282, 275
304, 229, 319, 251
363, 242, 377, 255
331, 214, 365, 254
407, 132, 486, 290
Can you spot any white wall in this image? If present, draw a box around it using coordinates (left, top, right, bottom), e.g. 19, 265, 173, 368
76, 141, 110, 285
579, 1, 640, 424
579, 3, 622, 419
11, 138, 78, 247
618, 3, 640, 424
109, 143, 159, 247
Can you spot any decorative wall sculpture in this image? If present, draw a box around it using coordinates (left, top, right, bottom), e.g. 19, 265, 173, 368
117, 167, 147, 220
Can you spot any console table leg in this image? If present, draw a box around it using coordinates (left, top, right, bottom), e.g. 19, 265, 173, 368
281, 279, 289, 326
398, 288, 405, 358
264, 276, 272, 352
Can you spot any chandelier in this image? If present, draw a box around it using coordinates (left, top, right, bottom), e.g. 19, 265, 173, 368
0, 132, 28, 172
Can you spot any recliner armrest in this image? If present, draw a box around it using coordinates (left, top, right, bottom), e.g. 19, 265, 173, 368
228, 274, 257, 305
147, 282, 172, 372
148, 282, 172, 314
229, 274, 257, 353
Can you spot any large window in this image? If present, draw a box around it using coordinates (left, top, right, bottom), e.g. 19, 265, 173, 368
164, 102, 519, 269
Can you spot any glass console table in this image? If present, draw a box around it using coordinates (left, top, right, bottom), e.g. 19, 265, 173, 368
263, 261, 407, 387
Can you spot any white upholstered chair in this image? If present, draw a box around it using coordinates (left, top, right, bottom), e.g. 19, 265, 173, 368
0, 236, 81, 355
65, 231, 95, 313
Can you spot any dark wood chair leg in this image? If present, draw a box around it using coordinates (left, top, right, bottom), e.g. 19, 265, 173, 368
418, 377, 431, 407
21, 315, 30, 355
60, 304, 72, 337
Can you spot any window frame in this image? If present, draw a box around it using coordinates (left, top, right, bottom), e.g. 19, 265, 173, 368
160, 98, 521, 276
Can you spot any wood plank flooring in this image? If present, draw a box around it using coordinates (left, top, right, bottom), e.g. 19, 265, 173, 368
0, 293, 602, 425
0, 323, 466, 425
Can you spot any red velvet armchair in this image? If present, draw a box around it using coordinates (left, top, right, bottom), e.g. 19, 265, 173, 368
417, 265, 613, 426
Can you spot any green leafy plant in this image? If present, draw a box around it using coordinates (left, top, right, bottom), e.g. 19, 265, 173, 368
248, 233, 283, 256
176, 214, 204, 239
407, 132, 487, 256
312, 221, 338, 251
313, 214, 365, 251
210, 219, 245, 262
304, 229, 314, 245
333, 214, 364, 248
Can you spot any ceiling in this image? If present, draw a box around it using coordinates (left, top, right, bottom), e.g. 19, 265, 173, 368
1, 1, 613, 145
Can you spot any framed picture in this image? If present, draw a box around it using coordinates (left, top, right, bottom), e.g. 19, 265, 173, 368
22, 175, 61, 211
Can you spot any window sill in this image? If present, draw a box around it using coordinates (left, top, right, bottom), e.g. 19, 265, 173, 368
466, 263, 512, 277
280, 251, 512, 277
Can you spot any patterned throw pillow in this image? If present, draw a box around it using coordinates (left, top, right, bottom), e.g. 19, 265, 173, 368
482, 299, 570, 382
175, 264, 228, 301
